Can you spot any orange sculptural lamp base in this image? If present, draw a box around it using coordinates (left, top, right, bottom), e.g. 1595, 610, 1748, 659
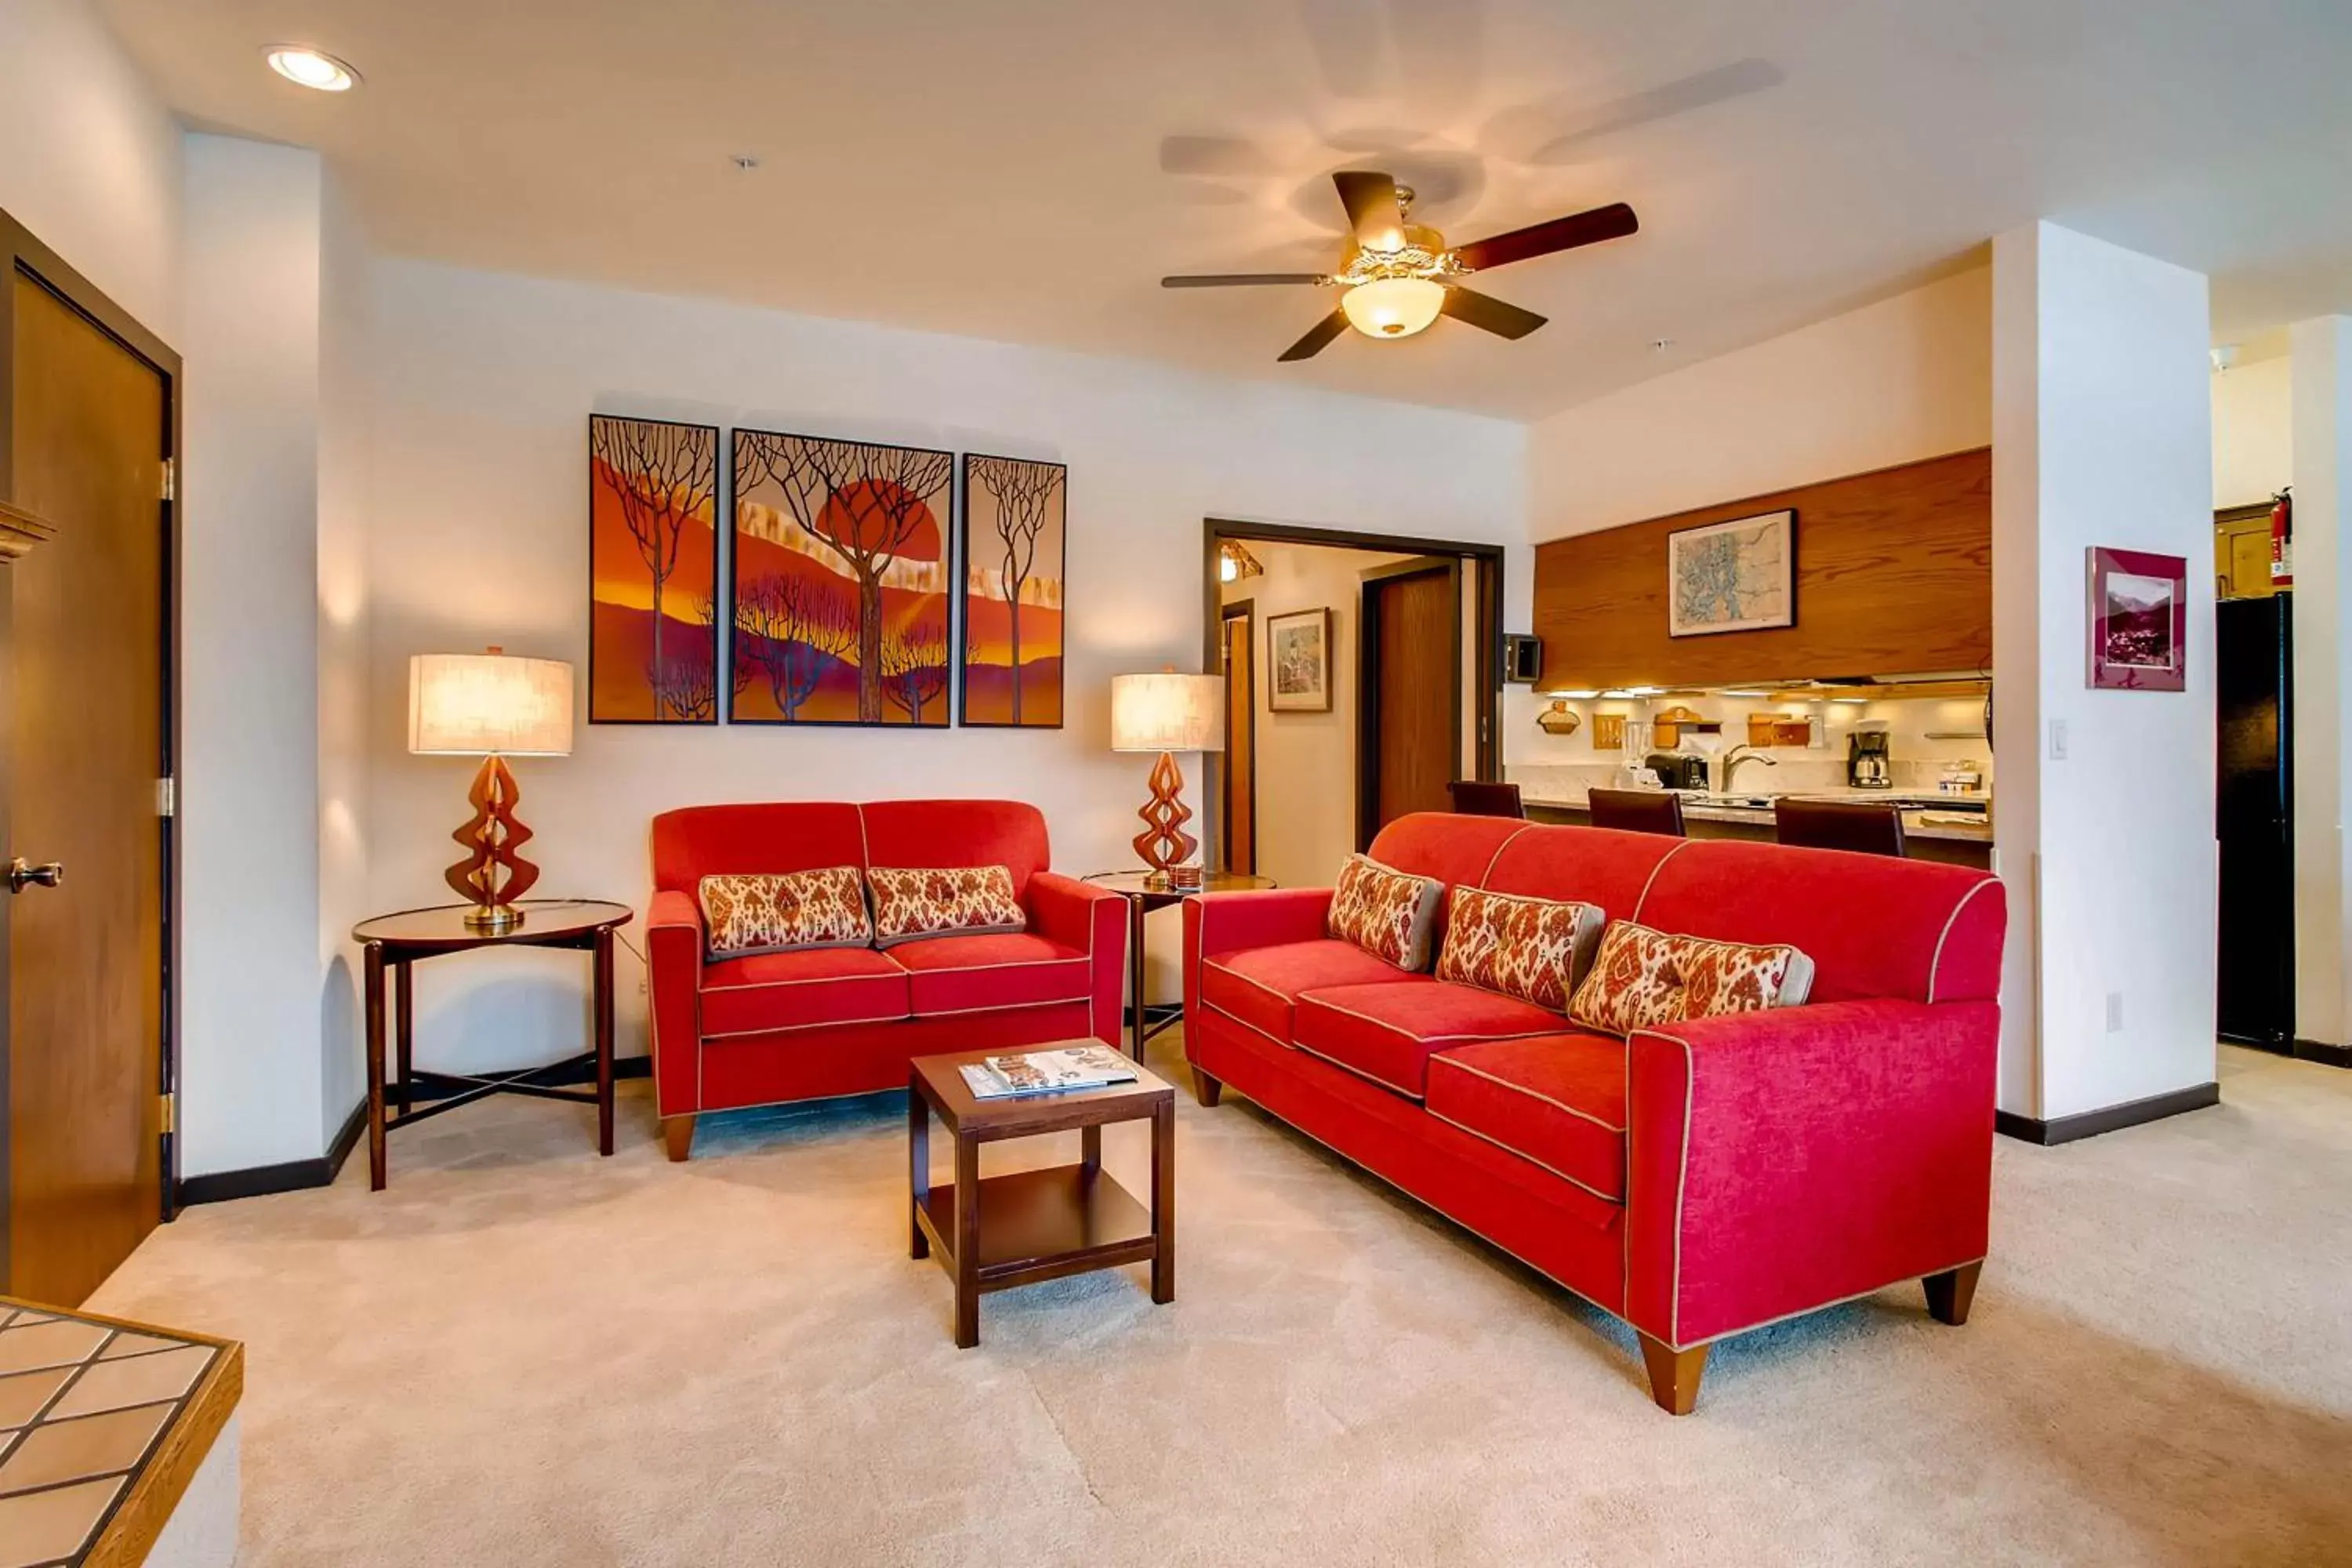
1131, 750, 1198, 886
446, 753, 541, 932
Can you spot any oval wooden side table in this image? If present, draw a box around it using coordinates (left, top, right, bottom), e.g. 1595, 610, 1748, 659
351, 899, 633, 1191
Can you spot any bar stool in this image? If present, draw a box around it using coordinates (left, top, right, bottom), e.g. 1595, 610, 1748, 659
1773, 798, 1907, 857
1446, 780, 1526, 819
1588, 788, 1686, 837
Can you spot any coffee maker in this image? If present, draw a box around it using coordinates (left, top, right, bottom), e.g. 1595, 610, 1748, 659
1846, 724, 1892, 789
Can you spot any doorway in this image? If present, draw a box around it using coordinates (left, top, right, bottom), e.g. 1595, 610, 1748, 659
1, 210, 181, 1305
1359, 557, 1463, 846
1202, 521, 1501, 888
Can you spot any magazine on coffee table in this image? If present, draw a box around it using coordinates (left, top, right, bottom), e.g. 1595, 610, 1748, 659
959, 1045, 1138, 1100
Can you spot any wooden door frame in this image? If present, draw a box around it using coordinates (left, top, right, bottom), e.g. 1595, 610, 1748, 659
1356, 557, 1464, 851
1200, 520, 1501, 869
1218, 597, 1257, 873
0, 205, 184, 1274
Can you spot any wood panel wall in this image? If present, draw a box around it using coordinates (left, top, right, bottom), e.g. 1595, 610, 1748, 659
1532, 447, 1991, 690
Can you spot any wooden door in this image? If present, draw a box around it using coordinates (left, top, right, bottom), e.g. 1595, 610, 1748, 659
1220, 604, 1255, 873
1359, 559, 1461, 846
4, 252, 175, 1305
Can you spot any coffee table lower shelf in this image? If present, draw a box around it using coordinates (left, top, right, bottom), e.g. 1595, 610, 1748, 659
915, 1164, 1158, 1294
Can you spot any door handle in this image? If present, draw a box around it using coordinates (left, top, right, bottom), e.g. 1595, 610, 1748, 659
6, 858, 62, 894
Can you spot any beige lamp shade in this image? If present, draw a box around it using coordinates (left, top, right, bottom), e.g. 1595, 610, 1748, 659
408, 652, 575, 757
1110, 672, 1224, 754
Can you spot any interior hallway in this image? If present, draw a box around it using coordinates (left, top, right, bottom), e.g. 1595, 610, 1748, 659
86, 1043, 2352, 1566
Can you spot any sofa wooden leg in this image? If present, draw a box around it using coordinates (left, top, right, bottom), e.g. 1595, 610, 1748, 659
1636, 1334, 1708, 1416
1924, 1260, 1983, 1326
662, 1115, 696, 1163
1190, 1067, 1222, 1108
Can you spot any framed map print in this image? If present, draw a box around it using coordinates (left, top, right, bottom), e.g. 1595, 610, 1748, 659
1667, 509, 1795, 637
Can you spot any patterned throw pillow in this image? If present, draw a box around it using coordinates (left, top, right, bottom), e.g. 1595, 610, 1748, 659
1436, 887, 1604, 1012
699, 866, 873, 958
1327, 854, 1445, 971
1566, 920, 1815, 1036
866, 865, 1027, 947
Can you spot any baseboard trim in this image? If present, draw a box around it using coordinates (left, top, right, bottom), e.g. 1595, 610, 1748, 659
176, 1056, 650, 1207
1994, 1080, 2221, 1147
2291, 1037, 2352, 1069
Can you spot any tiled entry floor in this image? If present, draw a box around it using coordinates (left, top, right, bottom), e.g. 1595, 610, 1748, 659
0, 1301, 241, 1568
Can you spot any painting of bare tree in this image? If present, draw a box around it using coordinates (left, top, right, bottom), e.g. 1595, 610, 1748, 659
958, 453, 1066, 728
731, 430, 955, 726
590, 416, 719, 723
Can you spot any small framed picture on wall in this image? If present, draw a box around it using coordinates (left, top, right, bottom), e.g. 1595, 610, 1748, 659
2086, 546, 2187, 691
1266, 606, 1333, 713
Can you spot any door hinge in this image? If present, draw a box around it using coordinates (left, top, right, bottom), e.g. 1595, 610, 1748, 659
160, 459, 175, 503
158, 1091, 176, 1134
156, 777, 176, 818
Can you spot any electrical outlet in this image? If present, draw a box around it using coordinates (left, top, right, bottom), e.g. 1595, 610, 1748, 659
2049, 719, 2069, 761
2105, 992, 2123, 1033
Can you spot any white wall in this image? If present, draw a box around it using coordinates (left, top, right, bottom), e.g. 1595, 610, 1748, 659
2213, 354, 2292, 509
1991, 222, 2217, 1121
1512, 267, 1994, 746
0, 0, 181, 339
1221, 541, 1410, 892
2290, 318, 2351, 1047
365, 260, 1526, 1077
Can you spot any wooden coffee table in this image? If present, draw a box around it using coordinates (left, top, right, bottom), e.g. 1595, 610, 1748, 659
908, 1046, 1175, 1348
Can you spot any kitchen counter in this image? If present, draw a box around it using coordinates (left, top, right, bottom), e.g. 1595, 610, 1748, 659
1519, 786, 1992, 865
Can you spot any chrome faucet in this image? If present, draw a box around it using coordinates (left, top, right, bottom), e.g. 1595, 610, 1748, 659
1717, 745, 1779, 794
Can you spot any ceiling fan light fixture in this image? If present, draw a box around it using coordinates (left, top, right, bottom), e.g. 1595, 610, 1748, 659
265, 45, 361, 91
1341, 277, 1446, 340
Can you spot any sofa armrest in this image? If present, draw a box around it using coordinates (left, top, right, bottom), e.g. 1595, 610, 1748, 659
1624, 996, 1999, 1349
1026, 872, 1129, 1047
1181, 887, 1336, 1028
646, 889, 705, 1120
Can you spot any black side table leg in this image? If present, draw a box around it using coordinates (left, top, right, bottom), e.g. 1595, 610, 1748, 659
593, 927, 615, 1156
1127, 895, 1149, 1061
364, 942, 387, 1192
394, 960, 413, 1120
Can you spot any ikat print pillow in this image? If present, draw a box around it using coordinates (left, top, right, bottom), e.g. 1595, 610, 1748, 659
1436, 886, 1605, 1012
1566, 919, 1815, 1037
1326, 854, 1444, 971
866, 865, 1027, 947
699, 866, 873, 959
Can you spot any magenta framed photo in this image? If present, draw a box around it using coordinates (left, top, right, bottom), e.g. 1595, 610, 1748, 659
2086, 547, 2187, 691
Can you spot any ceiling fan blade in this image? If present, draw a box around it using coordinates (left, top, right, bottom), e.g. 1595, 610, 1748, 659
1331, 169, 1404, 248
1453, 202, 1639, 273
1278, 309, 1351, 362
1162, 273, 1329, 289
1441, 287, 1548, 340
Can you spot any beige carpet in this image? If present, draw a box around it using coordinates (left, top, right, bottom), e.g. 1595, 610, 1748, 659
88, 1040, 2352, 1566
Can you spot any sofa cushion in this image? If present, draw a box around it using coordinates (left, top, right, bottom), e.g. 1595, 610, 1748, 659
1426, 1032, 1628, 1203
699, 866, 872, 957
866, 865, 1026, 946
1567, 920, 1815, 1037
1436, 886, 1603, 1011
1199, 939, 1427, 1045
890, 932, 1091, 1014
699, 946, 911, 1037
1327, 854, 1444, 969
1292, 981, 1566, 1100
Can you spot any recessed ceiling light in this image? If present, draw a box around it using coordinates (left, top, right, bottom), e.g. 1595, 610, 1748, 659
266, 46, 360, 92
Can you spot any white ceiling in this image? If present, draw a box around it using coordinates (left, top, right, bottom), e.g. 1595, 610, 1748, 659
96, 0, 2352, 422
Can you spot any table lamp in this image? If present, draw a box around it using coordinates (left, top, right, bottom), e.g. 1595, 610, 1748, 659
409, 648, 575, 932
1110, 670, 1224, 888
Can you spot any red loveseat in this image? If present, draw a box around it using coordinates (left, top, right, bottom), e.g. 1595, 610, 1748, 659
648, 800, 1126, 1159
1182, 813, 2005, 1413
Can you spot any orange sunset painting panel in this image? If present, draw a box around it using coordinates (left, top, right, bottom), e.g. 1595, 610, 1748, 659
959, 454, 1066, 728
590, 415, 720, 723
731, 430, 955, 727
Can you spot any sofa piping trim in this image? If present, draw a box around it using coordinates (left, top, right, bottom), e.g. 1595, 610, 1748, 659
1426, 1105, 1622, 1207
1628, 839, 1695, 925
1290, 1039, 1425, 1100
702, 1008, 913, 1040
1426, 1052, 1627, 1133
1296, 993, 1566, 1050
1200, 998, 1294, 1053
1670, 1254, 1990, 1352
1629, 1024, 1698, 1348
702, 970, 909, 994
1925, 877, 2000, 1005
1200, 958, 1296, 1005
1472, 823, 1539, 890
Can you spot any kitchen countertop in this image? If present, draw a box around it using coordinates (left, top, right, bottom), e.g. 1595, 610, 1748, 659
1519, 786, 1994, 844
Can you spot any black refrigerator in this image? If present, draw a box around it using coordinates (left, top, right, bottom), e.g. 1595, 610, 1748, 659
2216, 593, 2294, 1047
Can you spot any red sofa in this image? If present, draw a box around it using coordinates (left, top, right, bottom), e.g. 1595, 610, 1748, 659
648, 800, 1127, 1159
1182, 812, 2005, 1413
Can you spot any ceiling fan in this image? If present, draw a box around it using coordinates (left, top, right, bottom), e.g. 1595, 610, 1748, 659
1163, 171, 1638, 361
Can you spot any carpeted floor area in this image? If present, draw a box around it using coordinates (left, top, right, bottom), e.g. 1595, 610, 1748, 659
88, 1040, 2352, 1566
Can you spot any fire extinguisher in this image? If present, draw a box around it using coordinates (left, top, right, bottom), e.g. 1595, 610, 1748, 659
2271, 486, 2294, 589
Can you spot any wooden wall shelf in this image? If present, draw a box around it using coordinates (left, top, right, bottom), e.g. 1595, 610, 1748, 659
1534, 448, 1991, 691
0, 497, 56, 561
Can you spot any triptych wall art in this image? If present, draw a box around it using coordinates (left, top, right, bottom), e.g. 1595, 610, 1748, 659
586, 416, 1066, 729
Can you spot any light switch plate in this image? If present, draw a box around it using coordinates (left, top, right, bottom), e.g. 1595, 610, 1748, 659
2049, 719, 2068, 761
